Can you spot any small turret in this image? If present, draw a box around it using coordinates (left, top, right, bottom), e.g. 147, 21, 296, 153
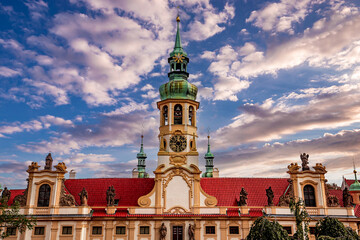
137, 135, 149, 178
350, 169, 360, 191
202, 135, 215, 177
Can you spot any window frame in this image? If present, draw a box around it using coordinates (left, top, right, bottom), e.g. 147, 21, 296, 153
174, 104, 183, 125
139, 226, 150, 235
62, 226, 73, 235
116, 226, 126, 235
283, 226, 292, 235
37, 184, 51, 207
6, 227, 17, 236
229, 226, 239, 235
304, 184, 316, 207
34, 227, 45, 236
205, 226, 216, 235
92, 226, 102, 235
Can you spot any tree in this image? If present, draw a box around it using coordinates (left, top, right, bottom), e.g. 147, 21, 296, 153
290, 198, 310, 240
0, 186, 36, 238
246, 217, 289, 240
315, 217, 360, 240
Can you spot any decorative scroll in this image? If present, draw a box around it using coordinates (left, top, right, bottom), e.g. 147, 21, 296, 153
27, 162, 40, 172
54, 162, 67, 172
59, 179, 75, 206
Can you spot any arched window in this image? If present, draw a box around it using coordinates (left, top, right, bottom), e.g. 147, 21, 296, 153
174, 104, 182, 124
163, 106, 168, 125
189, 106, 194, 126
304, 185, 316, 207
37, 184, 51, 207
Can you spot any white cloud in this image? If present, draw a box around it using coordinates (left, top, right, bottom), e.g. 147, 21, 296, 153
246, 0, 324, 34
0, 66, 21, 77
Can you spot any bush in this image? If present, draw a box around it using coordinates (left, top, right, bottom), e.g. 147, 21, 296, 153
246, 217, 289, 240
315, 217, 359, 240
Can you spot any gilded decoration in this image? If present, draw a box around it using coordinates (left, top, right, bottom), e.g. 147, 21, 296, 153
163, 168, 193, 198
169, 155, 187, 166
287, 163, 301, 173
313, 163, 327, 174
165, 206, 188, 214
27, 162, 40, 172
54, 162, 67, 172
200, 187, 218, 207
138, 195, 151, 207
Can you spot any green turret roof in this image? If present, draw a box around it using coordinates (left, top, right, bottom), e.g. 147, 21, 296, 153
205, 135, 214, 159
137, 135, 147, 159
350, 169, 360, 191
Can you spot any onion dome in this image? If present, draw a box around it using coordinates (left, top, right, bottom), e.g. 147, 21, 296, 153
350, 169, 360, 191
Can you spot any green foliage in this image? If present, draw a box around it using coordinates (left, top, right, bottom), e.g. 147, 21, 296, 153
0, 192, 36, 238
246, 217, 290, 240
315, 217, 360, 240
290, 198, 310, 240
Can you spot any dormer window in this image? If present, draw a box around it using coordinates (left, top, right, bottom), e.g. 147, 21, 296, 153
304, 185, 316, 207
37, 184, 51, 207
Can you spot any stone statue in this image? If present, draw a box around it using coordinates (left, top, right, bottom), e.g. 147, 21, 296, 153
13, 179, 29, 207
300, 153, 310, 171
27, 162, 40, 172
188, 224, 195, 240
78, 187, 88, 206
44, 153, 53, 170
106, 186, 116, 206
343, 187, 353, 207
238, 187, 248, 206
54, 162, 67, 172
278, 179, 295, 206
59, 179, 76, 206
1, 187, 11, 203
159, 223, 167, 240
266, 186, 274, 206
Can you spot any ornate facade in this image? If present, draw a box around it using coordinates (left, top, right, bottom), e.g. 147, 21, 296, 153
2, 16, 360, 240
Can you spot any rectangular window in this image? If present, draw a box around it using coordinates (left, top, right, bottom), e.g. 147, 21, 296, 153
309, 227, 316, 235
283, 226, 292, 235
34, 227, 45, 235
92, 226, 102, 235
62, 226, 72, 235
205, 226, 216, 234
229, 226, 239, 234
116, 226, 126, 235
6, 227, 16, 236
140, 226, 149, 234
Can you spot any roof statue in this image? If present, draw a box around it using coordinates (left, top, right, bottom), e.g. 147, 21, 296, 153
188, 224, 195, 240
106, 185, 116, 206
44, 153, 53, 170
300, 153, 310, 171
78, 187, 88, 206
238, 187, 248, 206
266, 186, 274, 206
1, 187, 11, 203
343, 187, 353, 207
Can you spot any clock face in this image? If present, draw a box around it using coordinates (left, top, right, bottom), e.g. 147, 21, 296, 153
173, 53, 185, 63
169, 135, 187, 152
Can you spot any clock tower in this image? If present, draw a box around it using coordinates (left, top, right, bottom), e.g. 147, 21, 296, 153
157, 15, 199, 171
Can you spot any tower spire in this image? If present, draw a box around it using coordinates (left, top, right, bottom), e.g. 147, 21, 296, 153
350, 160, 360, 191
202, 134, 215, 178
175, 12, 182, 50
137, 135, 148, 178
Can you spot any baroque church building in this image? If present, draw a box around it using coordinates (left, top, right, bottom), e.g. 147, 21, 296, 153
2, 16, 360, 240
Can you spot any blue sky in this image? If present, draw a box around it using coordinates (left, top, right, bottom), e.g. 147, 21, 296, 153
1, 0, 360, 188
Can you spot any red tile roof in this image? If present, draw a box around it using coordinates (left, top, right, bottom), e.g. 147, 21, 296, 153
200, 178, 290, 206
8, 189, 25, 205
355, 205, 360, 218
64, 178, 155, 206
92, 208, 128, 217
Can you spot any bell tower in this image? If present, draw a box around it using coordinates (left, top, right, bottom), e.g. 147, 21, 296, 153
157, 15, 199, 171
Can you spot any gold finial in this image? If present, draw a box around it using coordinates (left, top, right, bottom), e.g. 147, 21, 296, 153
176, 6, 180, 22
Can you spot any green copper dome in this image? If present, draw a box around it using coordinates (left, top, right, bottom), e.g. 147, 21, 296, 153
159, 80, 197, 101
350, 170, 360, 191
159, 15, 197, 101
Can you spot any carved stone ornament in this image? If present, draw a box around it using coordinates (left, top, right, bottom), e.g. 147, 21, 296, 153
188, 224, 195, 240
300, 153, 310, 171
1, 187, 11, 203
78, 187, 88, 206
278, 179, 295, 206
169, 155, 187, 166
106, 185, 116, 206
13, 179, 29, 207
44, 153, 53, 170
59, 179, 76, 206
54, 162, 67, 172
287, 163, 301, 173
237, 187, 248, 206
160, 223, 167, 240
27, 162, 40, 172
266, 186, 274, 206
313, 163, 327, 174
165, 206, 188, 214
343, 187, 353, 207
